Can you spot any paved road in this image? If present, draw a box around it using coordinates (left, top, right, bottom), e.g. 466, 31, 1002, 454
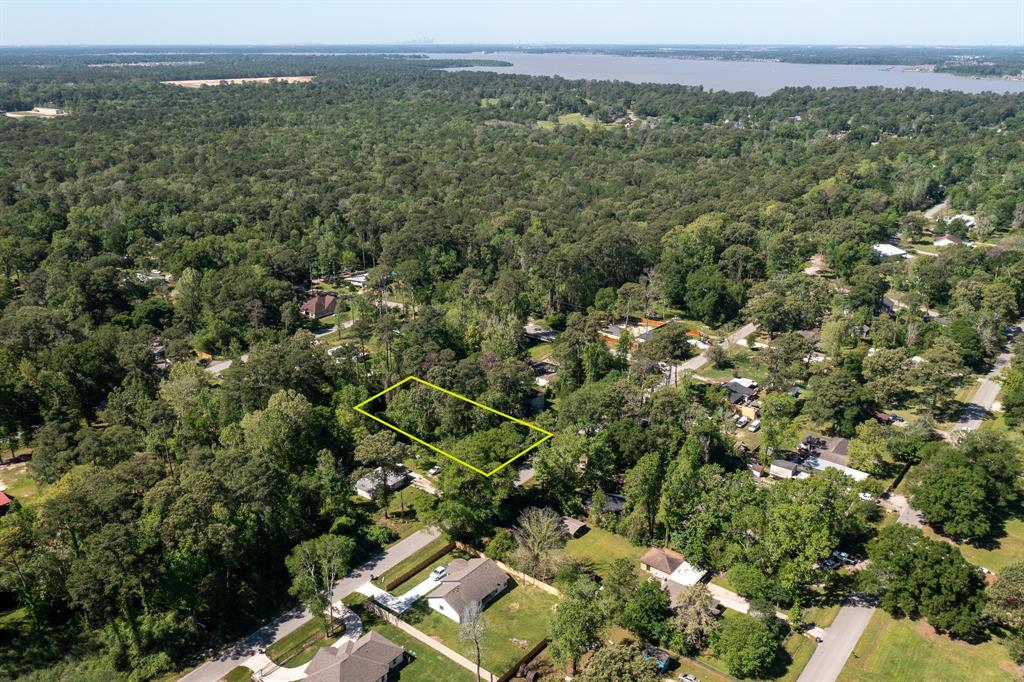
798, 598, 877, 682
805, 319, 1024, 682
179, 528, 441, 682
923, 200, 949, 220
951, 320, 1023, 433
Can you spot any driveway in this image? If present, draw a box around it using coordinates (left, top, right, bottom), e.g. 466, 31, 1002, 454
798, 598, 876, 682
356, 573, 441, 614
666, 322, 758, 385
179, 528, 441, 682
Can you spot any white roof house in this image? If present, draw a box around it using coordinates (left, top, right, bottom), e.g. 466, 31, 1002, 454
872, 244, 908, 258
803, 455, 870, 482
945, 214, 976, 228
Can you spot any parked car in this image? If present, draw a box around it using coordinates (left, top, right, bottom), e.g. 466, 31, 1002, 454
678, 675, 700, 682
736, 416, 750, 428
428, 465, 442, 476
747, 418, 760, 432
430, 565, 447, 580
730, 413, 742, 423
858, 492, 875, 501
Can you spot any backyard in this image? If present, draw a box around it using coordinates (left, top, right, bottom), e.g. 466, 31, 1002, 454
564, 526, 646, 579
0, 461, 40, 506
403, 582, 558, 675
837, 610, 1017, 682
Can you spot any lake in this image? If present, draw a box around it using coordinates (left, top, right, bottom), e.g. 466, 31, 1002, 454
426, 51, 1024, 96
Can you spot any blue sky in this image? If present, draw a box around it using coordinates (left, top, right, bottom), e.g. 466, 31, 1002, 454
2, 1, 1021, 46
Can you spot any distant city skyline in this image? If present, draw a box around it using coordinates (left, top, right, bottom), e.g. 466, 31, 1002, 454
2, 0, 1022, 47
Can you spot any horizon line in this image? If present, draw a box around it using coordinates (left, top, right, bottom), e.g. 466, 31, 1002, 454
1, 42, 1021, 49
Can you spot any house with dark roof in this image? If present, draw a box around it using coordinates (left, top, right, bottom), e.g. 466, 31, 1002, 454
770, 459, 800, 479
639, 547, 707, 586
301, 291, 339, 320
303, 630, 404, 682
799, 434, 850, 467
426, 558, 509, 623
582, 491, 627, 514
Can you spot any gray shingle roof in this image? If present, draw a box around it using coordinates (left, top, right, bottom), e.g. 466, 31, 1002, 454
429, 558, 508, 616
304, 631, 403, 682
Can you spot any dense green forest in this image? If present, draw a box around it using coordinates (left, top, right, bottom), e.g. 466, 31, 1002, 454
0, 51, 1023, 681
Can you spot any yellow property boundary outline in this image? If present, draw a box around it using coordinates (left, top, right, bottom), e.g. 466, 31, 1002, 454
353, 375, 554, 477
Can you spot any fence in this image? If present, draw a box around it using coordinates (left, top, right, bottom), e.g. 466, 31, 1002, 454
496, 637, 550, 682
454, 542, 563, 598
364, 601, 498, 680
381, 540, 455, 591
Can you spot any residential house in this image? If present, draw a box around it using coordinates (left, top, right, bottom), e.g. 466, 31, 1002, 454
582, 491, 627, 515
303, 630, 404, 682
599, 317, 670, 349
800, 434, 850, 467
723, 379, 760, 420
944, 213, 976, 229
426, 558, 509, 623
301, 291, 339, 320
639, 547, 707, 586
872, 243, 908, 259
523, 322, 558, 344
934, 234, 973, 248
353, 467, 409, 500
343, 271, 369, 289
528, 357, 558, 389
0, 491, 11, 515
769, 459, 800, 479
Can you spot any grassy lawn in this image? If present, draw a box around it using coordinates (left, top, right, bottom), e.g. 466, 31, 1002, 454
405, 582, 558, 675
776, 634, 817, 682
838, 610, 1017, 682
370, 623, 475, 681
527, 343, 554, 360
804, 603, 842, 629
358, 486, 432, 543
699, 346, 771, 385
372, 537, 452, 590
564, 526, 646, 580
0, 462, 40, 506
222, 666, 252, 682
265, 617, 331, 666
922, 517, 1024, 573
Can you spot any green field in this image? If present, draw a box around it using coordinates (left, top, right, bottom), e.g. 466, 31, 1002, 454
564, 526, 646, 579
838, 610, 1016, 682
405, 582, 558, 675
0, 462, 40, 506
